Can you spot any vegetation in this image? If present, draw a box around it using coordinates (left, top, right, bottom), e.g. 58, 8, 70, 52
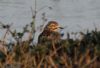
0, 21, 99, 68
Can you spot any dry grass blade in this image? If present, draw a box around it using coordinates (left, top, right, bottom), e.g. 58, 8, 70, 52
81, 56, 98, 68
46, 56, 57, 68
37, 55, 45, 68
60, 53, 71, 68
78, 49, 90, 67
33, 56, 37, 67
50, 45, 63, 57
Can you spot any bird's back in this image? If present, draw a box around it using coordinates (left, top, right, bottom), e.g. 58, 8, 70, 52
38, 29, 61, 44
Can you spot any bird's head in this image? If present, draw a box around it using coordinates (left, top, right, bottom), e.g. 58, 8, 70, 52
45, 21, 63, 32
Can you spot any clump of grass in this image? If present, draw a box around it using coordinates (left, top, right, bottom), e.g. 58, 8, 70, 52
0, 21, 100, 68
0, 28, 100, 68
2, 34, 100, 67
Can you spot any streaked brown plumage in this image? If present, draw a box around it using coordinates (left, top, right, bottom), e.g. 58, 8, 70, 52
38, 21, 62, 44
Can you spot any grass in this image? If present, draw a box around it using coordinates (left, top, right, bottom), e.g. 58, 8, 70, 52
0, 29, 99, 68
0, 19, 100, 68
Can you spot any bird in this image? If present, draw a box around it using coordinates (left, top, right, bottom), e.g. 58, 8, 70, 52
38, 21, 63, 44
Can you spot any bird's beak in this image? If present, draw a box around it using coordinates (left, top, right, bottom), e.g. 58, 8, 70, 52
57, 26, 64, 29
59, 27, 64, 29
